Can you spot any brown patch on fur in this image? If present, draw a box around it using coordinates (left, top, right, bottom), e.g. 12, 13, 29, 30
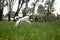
29, 15, 33, 19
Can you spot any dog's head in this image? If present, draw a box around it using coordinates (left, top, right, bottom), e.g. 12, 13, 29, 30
29, 15, 33, 19
29, 15, 33, 21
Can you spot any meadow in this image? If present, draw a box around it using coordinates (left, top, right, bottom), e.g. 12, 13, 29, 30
0, 21, 60, 40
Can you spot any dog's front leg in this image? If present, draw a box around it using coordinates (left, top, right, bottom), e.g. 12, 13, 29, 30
15, 20, 20, 26
25, 19, 31, 24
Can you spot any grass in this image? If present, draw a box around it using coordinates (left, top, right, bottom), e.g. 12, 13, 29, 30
0, 21, 60, 40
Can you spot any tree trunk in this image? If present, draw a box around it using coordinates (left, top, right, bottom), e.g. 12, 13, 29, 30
8, 12, 10, 21
0, 0, 3, 21
0, 9, 3, 21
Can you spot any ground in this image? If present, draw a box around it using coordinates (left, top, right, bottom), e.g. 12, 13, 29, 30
0, 21, 60, 40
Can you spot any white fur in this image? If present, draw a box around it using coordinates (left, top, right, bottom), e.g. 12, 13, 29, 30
15, 16, 31, 26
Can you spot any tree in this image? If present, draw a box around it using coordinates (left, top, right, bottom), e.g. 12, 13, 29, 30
45, 0, 55, 21
0, 0, 4, 21
8, 0, 11, 21
38, 4, 45, 21
32, 0, 38, 22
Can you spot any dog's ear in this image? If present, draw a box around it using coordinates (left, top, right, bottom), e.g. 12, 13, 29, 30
29, 15, 33, 19
14, 16, 19, 21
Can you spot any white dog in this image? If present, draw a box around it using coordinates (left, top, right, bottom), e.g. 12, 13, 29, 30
15, 15, 32, 26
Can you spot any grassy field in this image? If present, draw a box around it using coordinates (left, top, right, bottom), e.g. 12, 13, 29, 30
0, 21, 60, 40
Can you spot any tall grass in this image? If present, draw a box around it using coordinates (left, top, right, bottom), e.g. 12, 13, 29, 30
0, 21, 60, 40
